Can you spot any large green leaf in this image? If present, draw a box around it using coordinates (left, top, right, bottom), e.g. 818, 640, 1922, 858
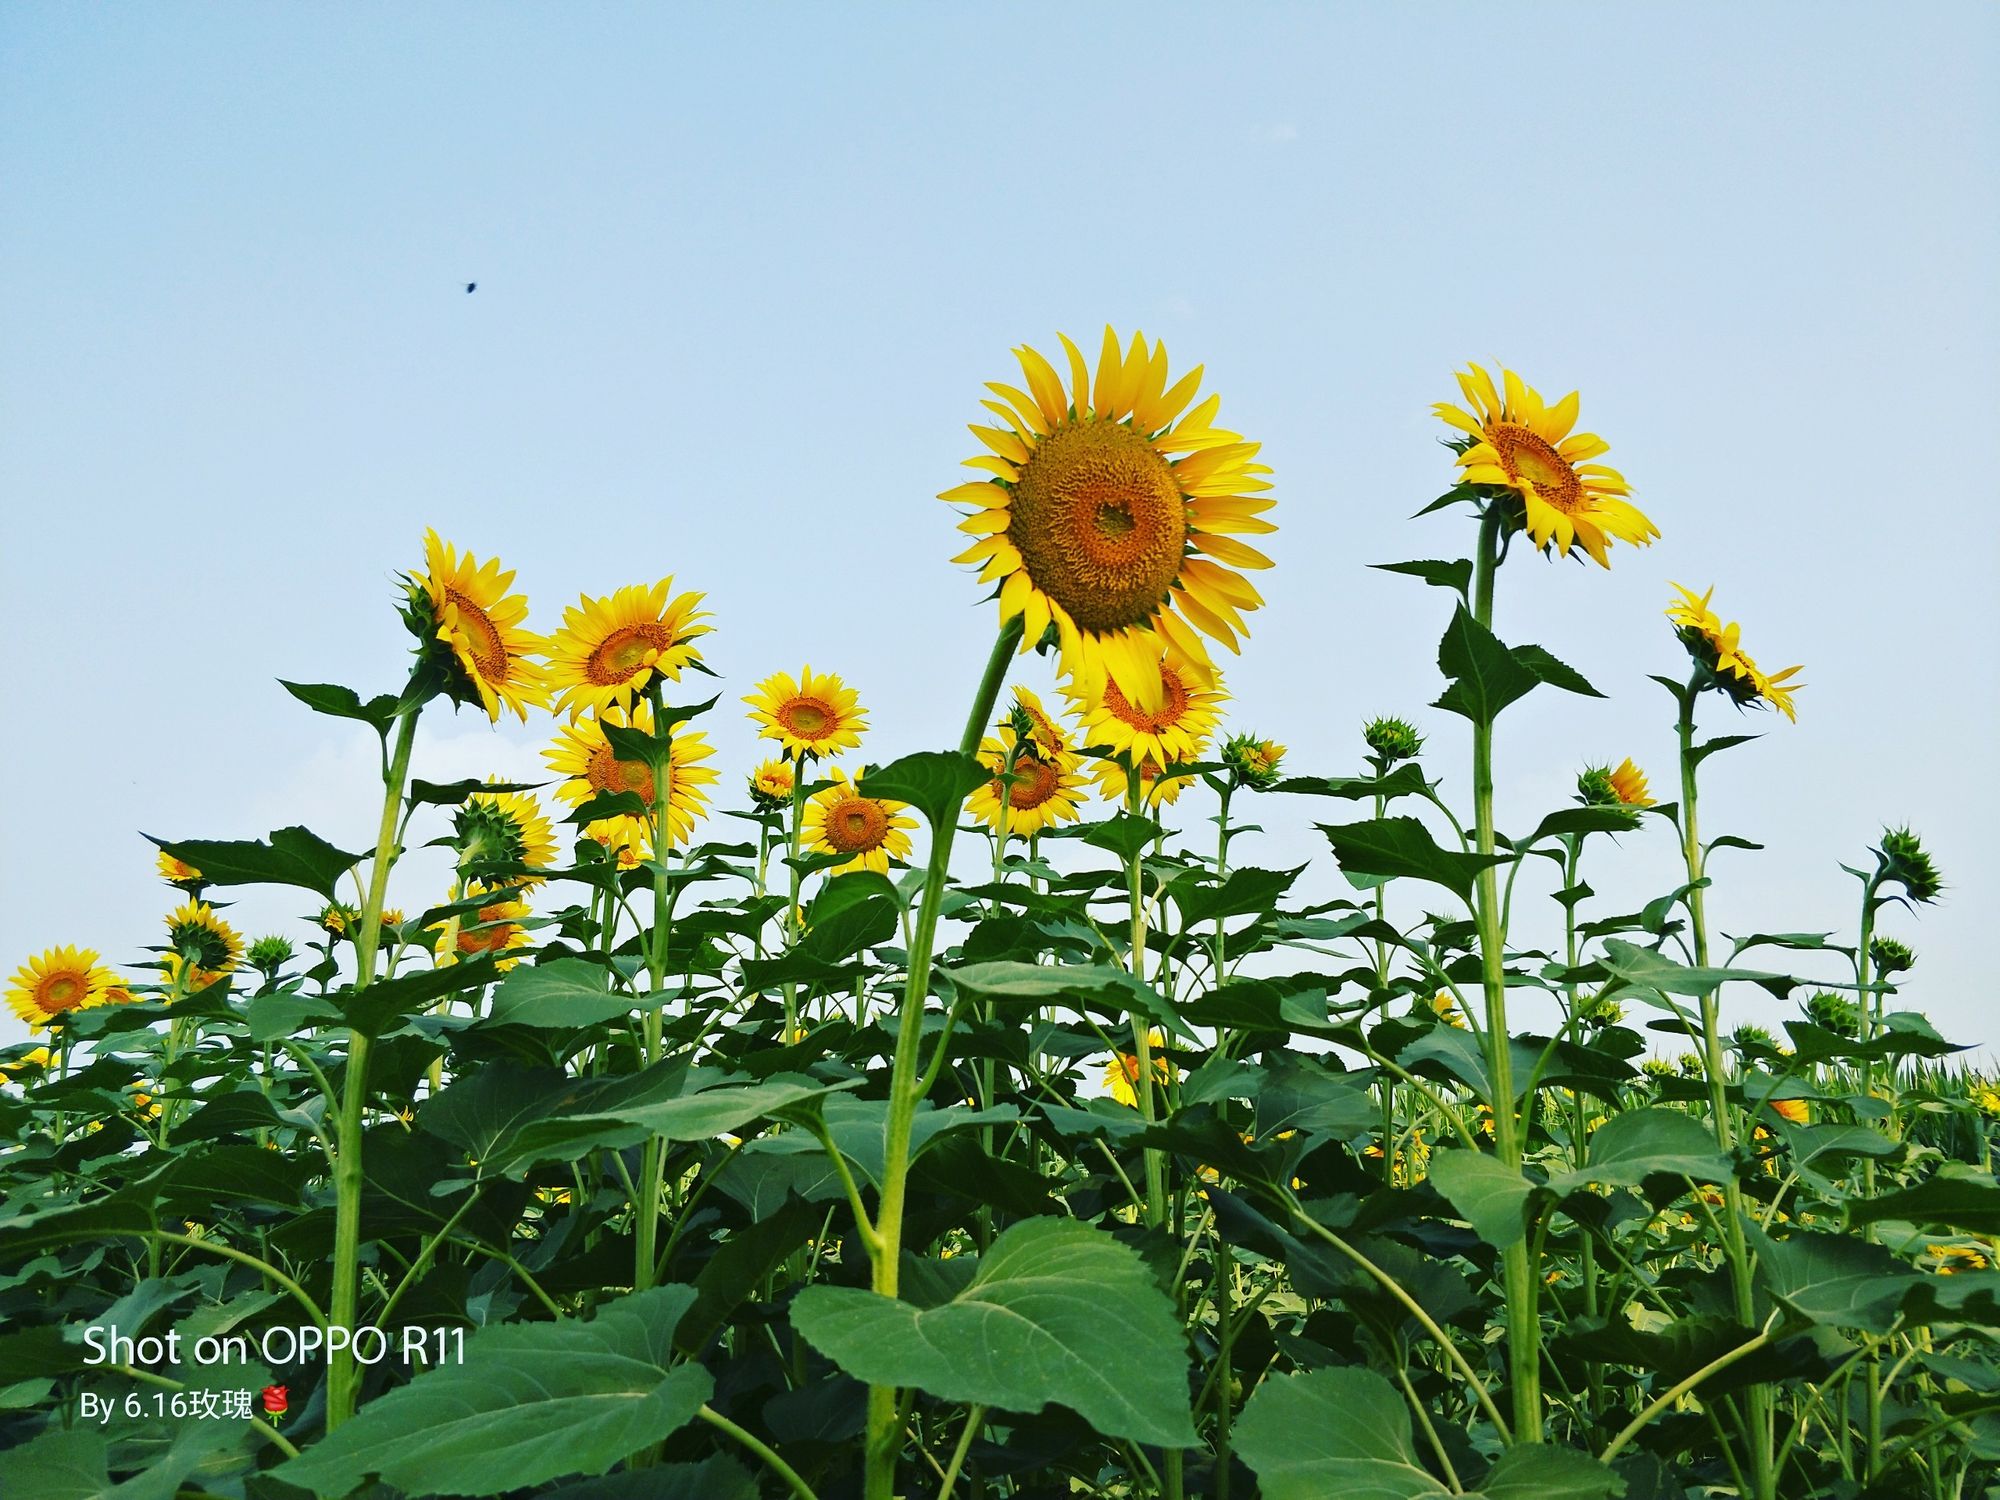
280, 680, 401, 733
790, 1218, 1195, 1446
490, 1075, 859, 1172
485, 958, 651, 1028
949, 960, 1196, 1041
1429, 1148, 1539, 1250
340, 956, 500, 1037
277, 1287, 711, 1498
1548, 1107, 1731, 1194
1847, 1168, 2000, 1235
1597, 939, 1796, 1001
1434, 604, 1538, 724
145, 826, 364, 901
1234, 1367, 1447, 1499
1478, 1447, 1624, 1499
860, 749, 988, 829
1317, 817, 1506, 903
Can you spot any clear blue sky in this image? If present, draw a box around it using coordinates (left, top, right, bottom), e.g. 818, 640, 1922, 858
4, 4, 1995, 1050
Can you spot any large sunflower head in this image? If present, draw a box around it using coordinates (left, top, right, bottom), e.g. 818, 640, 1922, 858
453, 784, 559, 888
544, 704, 718, 849
6, 945, 116, 1029
802, 769, 917, 875
1066, 652, 1225, 769
1435, 364, 1658, 567
544, 578, 711, 720
163, 902, 242, 991
410, 531, 548, 722
967, 725, 1088, 840
749, 759, 797, 811
1666, 584, 1804, 721
432, 885, 534, 972
745, 667, 867, 760
943, 328, 1274, 712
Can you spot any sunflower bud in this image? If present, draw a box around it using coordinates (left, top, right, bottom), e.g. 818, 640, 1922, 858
1876, 827, 1943, 904
1731, 1023, 1778, 1056
247, 936, 294, 980
1577, 757, 1653, 809
1640, 1057, 1676, 1081
1363, 716, 1424, 763
1804, 990, 1858, 1037
748, 759, 795, 813
1222, 733, 1287, 791
1869, 936, 1916, 977
317, 902, 359, 939
1576, 991, 1625, 1029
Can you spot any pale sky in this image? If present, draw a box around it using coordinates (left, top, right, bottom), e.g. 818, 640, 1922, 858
4, 5, 1996, 1052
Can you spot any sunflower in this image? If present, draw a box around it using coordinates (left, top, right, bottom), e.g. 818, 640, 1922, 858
584, 817, 650, 872
749, 759, 796, 811
156, 852, 204, 892
432, 886, 533, 971
802, 770, 916, 874
453, 784, 559, 887
1578, 757, 1654, 808
1089, 754, 1193, 808
1435, 364, 1657, 567
544, 578, 711, 720
1, 1045, 54, 1078
967, 727, 1088, 839
1006, 685, 1073, 757
414, 531, 547, 722
544, 703, 718, 849
1221, 733, 1286, 790
6, 946, 116, 1028
1667, 585, 1804, 721
745, 667, 868, 759
163, 903, 242, 991
1067, 653, 1225, 769
1104, 1029, 1176, 1107
943, 328, 1274, 711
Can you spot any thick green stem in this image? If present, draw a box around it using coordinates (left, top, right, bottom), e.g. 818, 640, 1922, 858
327, 704, 419, 1429
861, 617, 1022, 1500
636, 685, 676, 1290
1676, 684, 1775, 1500
1469, 507, 1541, 1442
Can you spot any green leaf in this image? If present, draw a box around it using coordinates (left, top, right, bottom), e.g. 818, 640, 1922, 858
562, 790, 650, 826
790, 1218, 1195, 1446
1429, 1149, 1539, 1250
245, 993, 344, 1041
1691, 732, 1761, 765
1597, 938, 1796, 1001
859, 749, 988, 829
1371, 557, 1472, 597
146, 826, 364, 901
1847, 1168, 2000, 1235
1511, 644, 1603, 698
492, 1075, 861, 1172
1234, 1367, 1445, 1499
1434, 604, 1539, 724
408, 777, 543, 807
800, 871, 902, 962
1318, 817, 1506, 903
949, 960, 1197, 1042
1523, 806, 1643, 845
1273, 762, 1430, 803
1478, 1447, 1623, 1499
277, 1287, 712, 1497
486, 958, 652, 1029
1171, 865, 1305, 928
1548, 1107, 1731, 1194
1074, 810, 1166, 861
340, 955, 501, 1037
1754, 1227, 1917, 1333
280, 680, 401, 733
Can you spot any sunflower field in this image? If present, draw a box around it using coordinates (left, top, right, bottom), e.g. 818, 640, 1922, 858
4, 334, 1996, 1500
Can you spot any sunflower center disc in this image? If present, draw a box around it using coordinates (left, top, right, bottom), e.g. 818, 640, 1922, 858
1008, 419, 1187, 634
827, 797, 887, 852
1493, 423, 1582, 512
780, 699, 832, 737
1006, 755, 1059, 810
588, 623, 676, 684
40, 975, 84, 1013
446, 589, 511, 679
1104, 665, 1192, 735
587, 746, 657, 803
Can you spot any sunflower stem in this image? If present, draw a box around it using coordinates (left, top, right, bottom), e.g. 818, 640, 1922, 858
1468, 505, 1542, 1445
862, 616, 1021, 1500
327, 701, 420, 1430
1676, 679, 1777, 1500
636, 681, 675, 1292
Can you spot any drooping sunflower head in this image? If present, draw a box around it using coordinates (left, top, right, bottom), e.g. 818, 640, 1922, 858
1006, 685, 1073, 758
1869, 936, 1916, 977
749, 759, 796, 812
1066, 653, 1225, 770
544, 578, 712, 719
801, 769, 917, 875
1666, 585, 1804, 721
745, 667, 867, 760
432, 884, 534, 971
156, 852, 205, 893
1222, 733, 1287, 791
453, 785, 559, 888
6, 945, 116, 1029
944, 328, 1274, 712
409, 531, 548, 722
1577, 757, 1654, 809
1876, 827, 1944, 905
544, 702, 719, 848
967, 727, 1088, 840
1435, 364, 1658, 567
163, 902, 242, 991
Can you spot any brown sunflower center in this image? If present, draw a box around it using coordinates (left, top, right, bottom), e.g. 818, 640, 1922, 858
444, 589, 511, 680
777, 698, 835, 740
457, 906, 519, 955
824, 795, 889, 854
585, 746, 658, 803
586, 622, 677, 685
38, 972, 87, 1013
1008, 419, 1187, 633
1492, 423, 1583, 513
1003, 754, 1060, 811
1103, 665, 1191, 735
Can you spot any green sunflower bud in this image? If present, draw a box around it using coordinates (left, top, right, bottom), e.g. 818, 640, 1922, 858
1804, 990, 1859, 1038
1869, 936, 1916, 977
1876, 827, 1944, 904
1362, 716, 1424, 763
1222, 733, 1287, 790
